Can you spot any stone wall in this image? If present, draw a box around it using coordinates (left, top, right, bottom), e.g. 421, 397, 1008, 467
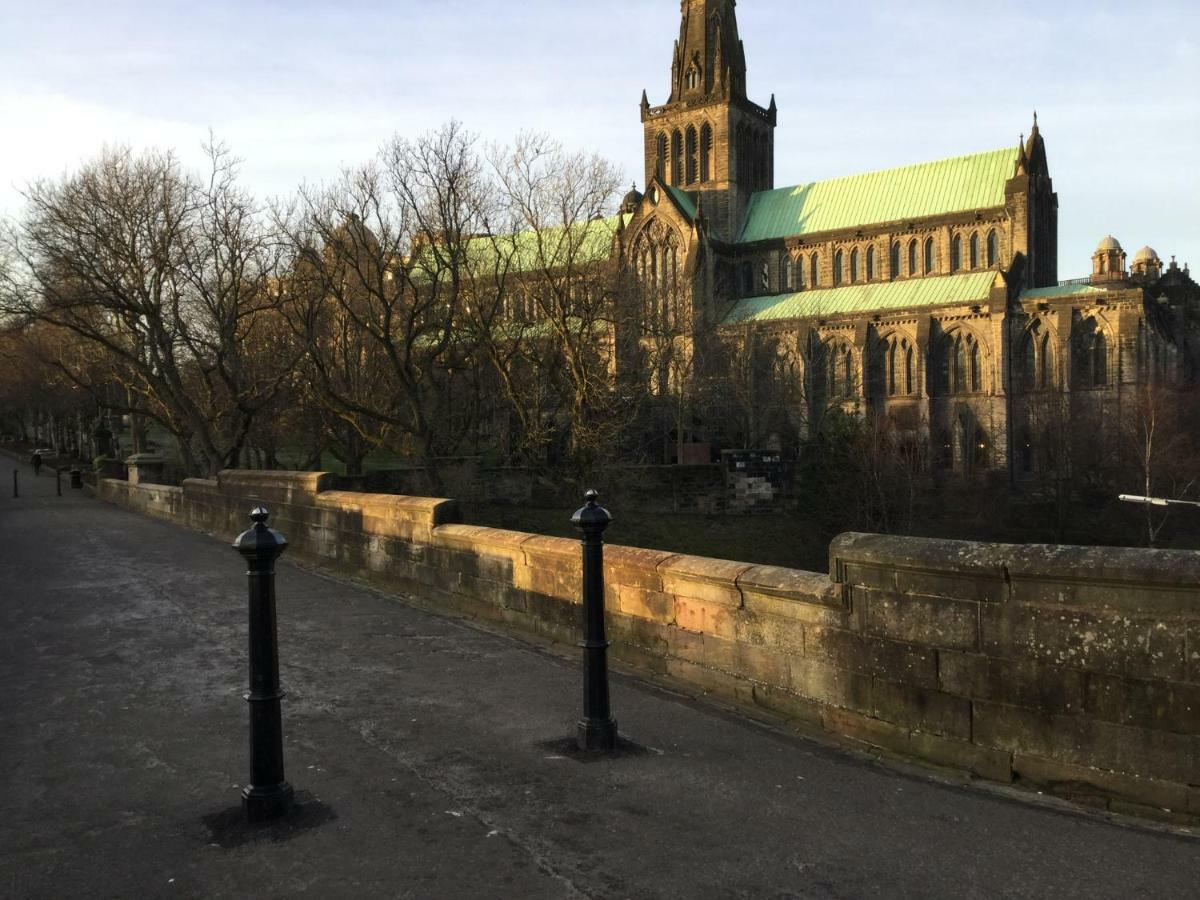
95, 471, 1200, 821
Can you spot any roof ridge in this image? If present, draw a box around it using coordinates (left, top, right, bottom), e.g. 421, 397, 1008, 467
757, 146, 1017, 199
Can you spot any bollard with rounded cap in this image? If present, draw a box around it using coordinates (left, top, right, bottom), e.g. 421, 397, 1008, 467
572, 489, 618, 752
233, 507, 295, 822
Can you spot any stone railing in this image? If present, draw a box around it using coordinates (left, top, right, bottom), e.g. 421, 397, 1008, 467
95, 471, 1200, 821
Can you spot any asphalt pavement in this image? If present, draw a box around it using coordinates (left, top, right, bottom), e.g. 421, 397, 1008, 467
1, 457, 1198, 899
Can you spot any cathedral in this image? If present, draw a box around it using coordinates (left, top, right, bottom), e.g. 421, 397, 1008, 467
614, 0, 1199, 478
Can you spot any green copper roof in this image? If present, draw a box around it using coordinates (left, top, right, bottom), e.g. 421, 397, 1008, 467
737, 148, 1017, 244
664, 184, 697, 220
1020, 283, 1107, 300
722, 271, 999, 325
440, 214, 629, 276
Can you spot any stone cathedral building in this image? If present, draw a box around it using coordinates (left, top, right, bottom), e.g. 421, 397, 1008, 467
614, 0, 1199, 478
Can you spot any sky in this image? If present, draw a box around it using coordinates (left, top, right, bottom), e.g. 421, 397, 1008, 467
2, 0, 1198, 277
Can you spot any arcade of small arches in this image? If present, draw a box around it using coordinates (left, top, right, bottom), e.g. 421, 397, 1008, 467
651, 120, 772, 192
654, 123, 715, 188
742, 227, 1005, 298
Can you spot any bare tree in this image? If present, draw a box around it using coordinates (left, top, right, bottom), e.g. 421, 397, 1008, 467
280, 122, 494, 488
489, 133, 624, 471
0, 143, 297, 475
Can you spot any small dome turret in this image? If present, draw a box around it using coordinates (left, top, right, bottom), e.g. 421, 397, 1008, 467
620, 184, 643, 215
1132, 245, 1163, 282
1091, 236, 1127, 283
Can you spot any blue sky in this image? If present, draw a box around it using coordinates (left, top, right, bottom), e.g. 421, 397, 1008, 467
2, 0, 1198, 276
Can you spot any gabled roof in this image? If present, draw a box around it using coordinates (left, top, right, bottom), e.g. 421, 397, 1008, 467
737, 148, 1017, 244
663, 184, 697, 221
1019, 283, 1109, 301
721, 271, 999, 326
454, 214, 631, 276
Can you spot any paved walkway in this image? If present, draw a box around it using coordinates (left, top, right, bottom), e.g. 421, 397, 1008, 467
1, 459, 1198, 899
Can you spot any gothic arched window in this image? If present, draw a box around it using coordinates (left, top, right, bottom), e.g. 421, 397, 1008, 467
951, 235, 963, 273
810, 253, 820, 288
636, 228, 682, 333
850, 248, 860, 283
760, 261, 770, 292
834, 250, 844, 287
1093, 331, 1109, 387
685, 126, 698, 185
866, 246, 876, 281
826, 342, 855, 400
908, 240, 918, 276
655, 133, 667, 182
671, 130, 683, 187
1039, 331, 1053, 390
700, 123, 712, 183
969, 233, 980, 269
890, 242, 900, 280
987, 229, 998, 267
924, 237, 935, 274
796, 254, 806, 289
1017, 325, 1037, 391
741, 261, 754, 297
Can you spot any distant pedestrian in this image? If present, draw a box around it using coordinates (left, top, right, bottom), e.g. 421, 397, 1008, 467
31, 451, 42, 477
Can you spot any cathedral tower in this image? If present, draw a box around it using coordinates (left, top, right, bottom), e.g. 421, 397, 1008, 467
640, 0, 777, 240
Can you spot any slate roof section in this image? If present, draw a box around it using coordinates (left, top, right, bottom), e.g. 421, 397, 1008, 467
721, 271, 1000, 325
737, 148, 1017, 244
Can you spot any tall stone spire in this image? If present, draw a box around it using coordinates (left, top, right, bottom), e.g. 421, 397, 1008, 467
671, 0, 747, 101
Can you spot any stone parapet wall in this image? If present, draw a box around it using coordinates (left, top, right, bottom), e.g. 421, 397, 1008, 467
95, 473, 1200, 820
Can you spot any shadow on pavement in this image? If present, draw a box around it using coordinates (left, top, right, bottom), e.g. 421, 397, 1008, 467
202, 792, 337, 849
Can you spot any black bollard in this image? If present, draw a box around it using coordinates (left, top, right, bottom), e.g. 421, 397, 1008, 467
572, 489, 617, 752
233, 507, 294, 822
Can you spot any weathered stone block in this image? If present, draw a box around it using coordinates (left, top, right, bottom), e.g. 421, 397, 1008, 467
665, 657, 755, 704
663, 625, 702, 667
738, 565, 843, 617
751, 683, 824, 725
1187, 623, 1200, 683
979, 604, 1186, 681
974, 701, 1198, 785
909, 732, 1012, 782
821, 707, 911, 755
1085, 673, 1200, 734
604, 545, 673, 593
937, 651, 1085, 714
788, 658, 872, 713
674, 595, 739, 640
733, 610, 804, 656
219, 469, 336, 506
615, 584, 672, 622
864, 591, 980, 652
1012, 754, 1190, 813
660, 554, 752, 608
804, 626, 938, 689
737, 642, 790, 687
871, 680, 972, 740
